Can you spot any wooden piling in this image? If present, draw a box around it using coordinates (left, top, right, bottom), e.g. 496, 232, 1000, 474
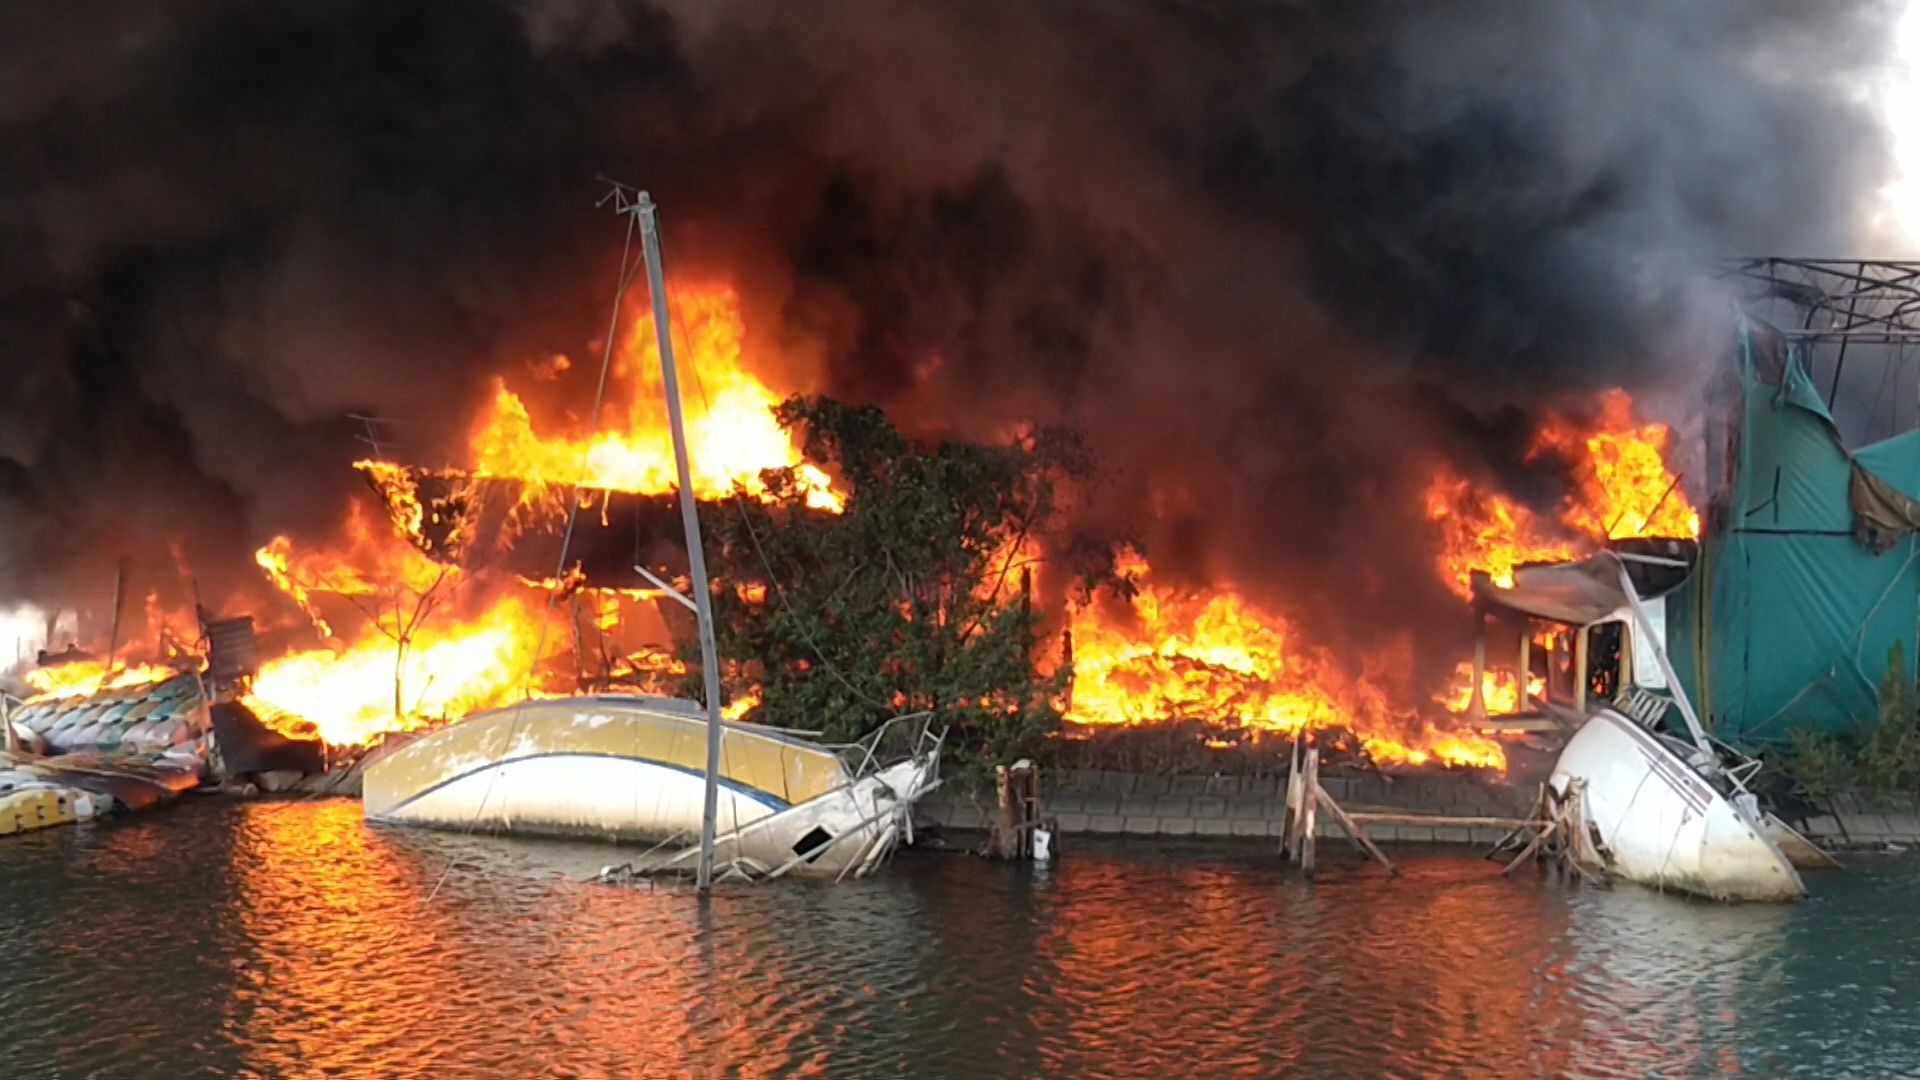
1279, 734, 1303, 860
1468, 607, 1488, 720
988, 760, 1042, 860
1281, 743, 1397, 879
1573, 626, 1590, 713
1298, 745, 1318, 878
1499, 781, 1606, 886
1517, 623, 1533, 712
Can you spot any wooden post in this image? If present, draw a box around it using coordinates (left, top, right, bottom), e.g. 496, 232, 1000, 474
1280, 733, 1303, 858
97, 557, 127, 693
1025, 761, 1042, 853
1014, 760, 1037, 858
1573, 626, 1590, 713
1541, 634, 1554, 704
988, 761, 1040, 860
1517, 621, 1533, 712
1315, 785, 1399, 877
1503, 817, 1560, 876
991, 764, 1015, 859
569, 595, 588, 692
1299, 744, 1319, 878
1468, 607, 1488, 719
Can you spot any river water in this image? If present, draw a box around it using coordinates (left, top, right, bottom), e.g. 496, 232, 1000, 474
1, 798, 1915, 1078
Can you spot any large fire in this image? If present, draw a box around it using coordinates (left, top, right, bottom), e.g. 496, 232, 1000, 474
1066, 549, 1510, 769
467, 286, 840, 512
1425, 389, 1700, 598
1436, 663, 1547, 716
1065, 389, 1699, 768
239, 284, 833, 747
23, 660, 183, 702
237, 502, 545, 745
12, 280, 1701, 772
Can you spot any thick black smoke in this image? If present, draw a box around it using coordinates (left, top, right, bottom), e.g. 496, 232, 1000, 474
0, 1, 1898, 665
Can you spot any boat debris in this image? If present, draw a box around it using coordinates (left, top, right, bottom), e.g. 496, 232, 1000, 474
1471, 550, 1814, 902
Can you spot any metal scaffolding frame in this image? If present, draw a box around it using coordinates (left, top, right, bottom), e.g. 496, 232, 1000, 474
1718, 258, 1920, 343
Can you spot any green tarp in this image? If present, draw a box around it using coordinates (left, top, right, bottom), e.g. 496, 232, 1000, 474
1667, 318, 1920, 747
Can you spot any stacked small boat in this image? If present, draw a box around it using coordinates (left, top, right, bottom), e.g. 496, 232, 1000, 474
2, 673, 213, 837
0, 750, 105, 836
9, 674, 212, 760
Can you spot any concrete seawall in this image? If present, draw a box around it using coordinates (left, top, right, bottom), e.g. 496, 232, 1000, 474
916, 768, 1920, 850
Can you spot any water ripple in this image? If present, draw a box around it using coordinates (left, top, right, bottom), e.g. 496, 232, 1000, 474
0, 800, 1914, 1078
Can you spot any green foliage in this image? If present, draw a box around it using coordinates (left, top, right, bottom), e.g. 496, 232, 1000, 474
1864, 640, 1920, 791
681, 396, 1088, 768
1780, 641, 1920, 796
1781, 729, 1858, 799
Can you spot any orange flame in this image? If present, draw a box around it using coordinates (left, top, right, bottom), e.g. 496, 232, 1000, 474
467, 285, 840, 511
245, 590, 548, 749
1066, 549, 1507, 770
1425, 390, 1699, 597
1534, 389, 1701, 541
1436, 662, 1546, 715
23, 660, 179, 702
1424, 466, 1577, 597
241, 494, 552, 746
233, 286, 845, 747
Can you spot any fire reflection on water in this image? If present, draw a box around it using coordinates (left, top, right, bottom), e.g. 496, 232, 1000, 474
0, 800, 1892, 1078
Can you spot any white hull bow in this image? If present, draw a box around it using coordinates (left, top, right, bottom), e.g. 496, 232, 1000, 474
1550, 710, 1805, 902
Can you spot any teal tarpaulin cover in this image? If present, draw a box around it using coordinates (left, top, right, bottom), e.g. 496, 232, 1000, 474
1666, 317, 1920, 747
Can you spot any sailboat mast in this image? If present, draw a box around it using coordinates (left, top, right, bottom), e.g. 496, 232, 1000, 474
636, 192, 727, 892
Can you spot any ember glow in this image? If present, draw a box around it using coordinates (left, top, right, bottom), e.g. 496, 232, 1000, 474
1066, 549, 1509, 771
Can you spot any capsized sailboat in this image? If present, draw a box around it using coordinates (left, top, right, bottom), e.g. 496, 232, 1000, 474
361, 188, 945, 882
362, 697, 943, 879
1470, 549, 1812, 902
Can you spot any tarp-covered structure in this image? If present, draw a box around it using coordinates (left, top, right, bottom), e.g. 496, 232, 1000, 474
1667, 316, 1920, 747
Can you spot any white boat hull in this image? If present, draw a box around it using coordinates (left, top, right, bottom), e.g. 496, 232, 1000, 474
1549, 710, 1805, 902
362, 697, 941, 879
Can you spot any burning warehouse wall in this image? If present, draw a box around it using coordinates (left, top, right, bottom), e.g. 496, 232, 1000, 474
0, 4, 1902, 761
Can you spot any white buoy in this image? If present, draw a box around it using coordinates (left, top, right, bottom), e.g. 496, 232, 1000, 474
1033, 826, 1054, 862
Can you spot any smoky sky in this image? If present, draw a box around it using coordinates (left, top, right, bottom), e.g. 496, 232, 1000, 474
0, 0, 1898, 666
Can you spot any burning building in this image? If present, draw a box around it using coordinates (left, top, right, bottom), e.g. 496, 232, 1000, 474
0, 5, 1899, 770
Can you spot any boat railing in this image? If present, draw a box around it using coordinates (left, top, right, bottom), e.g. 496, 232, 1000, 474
830, 711, 943, 779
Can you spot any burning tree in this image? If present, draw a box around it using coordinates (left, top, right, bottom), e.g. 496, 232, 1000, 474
693, 396, 1086, 764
